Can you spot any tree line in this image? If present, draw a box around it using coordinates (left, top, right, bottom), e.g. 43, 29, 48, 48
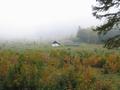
72, 26, 119, 45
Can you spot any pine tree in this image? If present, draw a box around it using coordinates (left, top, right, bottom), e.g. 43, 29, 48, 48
93, 0, 120, 49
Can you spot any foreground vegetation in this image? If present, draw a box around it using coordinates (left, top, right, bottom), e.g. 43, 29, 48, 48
0, 44, 120, 90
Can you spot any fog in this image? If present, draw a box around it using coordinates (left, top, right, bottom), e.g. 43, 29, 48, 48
0, 0, 100, 41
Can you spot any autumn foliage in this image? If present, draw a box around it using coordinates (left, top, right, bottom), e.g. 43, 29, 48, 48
0, 48, 120, 90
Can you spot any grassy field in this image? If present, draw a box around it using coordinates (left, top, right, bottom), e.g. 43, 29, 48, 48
0, 43, 120, 90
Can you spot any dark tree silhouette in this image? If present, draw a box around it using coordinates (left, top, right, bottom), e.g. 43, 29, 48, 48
93, 0, 120, 49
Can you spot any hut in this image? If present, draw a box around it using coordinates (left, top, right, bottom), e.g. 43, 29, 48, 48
52, 41, 61, 47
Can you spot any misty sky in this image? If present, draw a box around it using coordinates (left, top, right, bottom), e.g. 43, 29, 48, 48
0, 0, 100, 40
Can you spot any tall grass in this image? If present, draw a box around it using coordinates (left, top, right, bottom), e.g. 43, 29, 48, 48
0, 46, 120, 90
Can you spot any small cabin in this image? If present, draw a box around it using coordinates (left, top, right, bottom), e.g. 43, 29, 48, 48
52, 41, 61, 47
